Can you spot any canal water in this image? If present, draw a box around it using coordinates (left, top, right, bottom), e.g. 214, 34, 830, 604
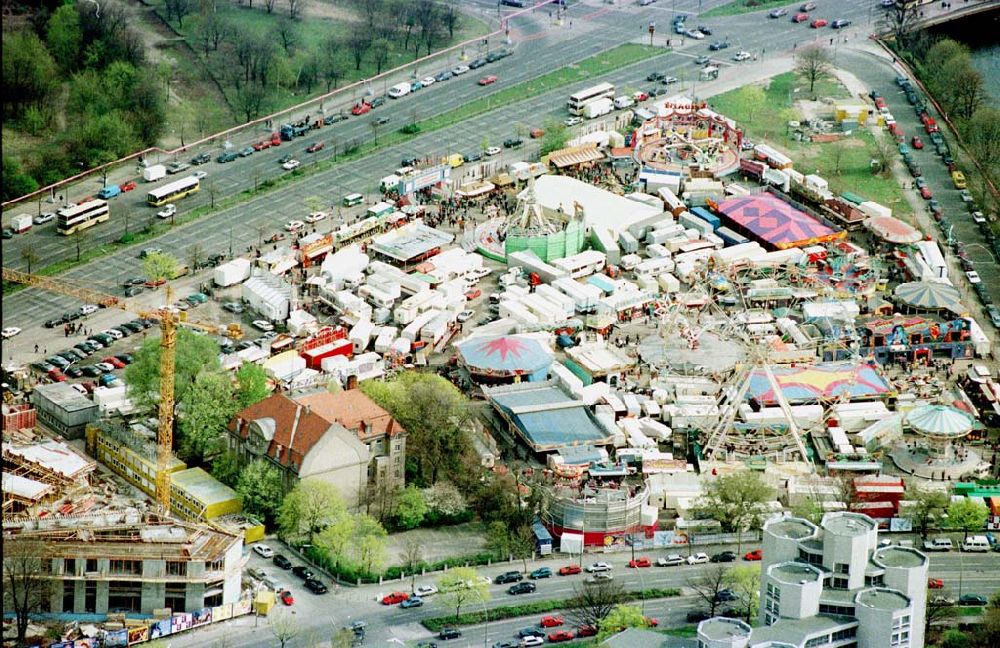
928, 6, 1000, 102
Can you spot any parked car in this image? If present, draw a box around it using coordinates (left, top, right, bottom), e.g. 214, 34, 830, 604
508, 582, 536, 595
530, 567, 552, 579
657, 554, 686, 567
494, 571, 523, 584
382, 592, 409, 605
547, 630, 574, 643
585, 562, 612, 573
628, 557, 652, 568
503, 138, 523, 148
928, 578, 944, 589
715, 588, 738, 602
238, 146, 254, 157
688, 552, 710, 565
959, 594, 988, 606
415, 585, 438, 597
400, 596, 424, 609
540, 615, 564, 628
291, 565, 314, 580
304, 578, 328, 594
744, 549, 763, 561
711, 551, 737, 563
558, 564, 582, 576
273, 554, 292, 570
438, 628, 462, 640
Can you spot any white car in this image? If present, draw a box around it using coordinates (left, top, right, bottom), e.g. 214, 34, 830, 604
79, 304, 99, 316
688, 552, 710, 565
252, 544, 274, 558
564, 117, 583, 127
686, 29, 705, 40
282, 159, 301, 170
34, 212, 56, 225
585, 562, 612, 573
103, 329, 124, 340
966, 270, 982, 284
94, 362, 116, 373
285, 220, 305, 232
305, 211, 327, 223
451, 64, 470, 75
1, 327, 21, 339
733, 51, 752, 62
414, 584, 438, 597
521, 637, 544, 648
485, 146, 501, 156
457, 310, 475, 323
971, 211, 986, 224
420, 76, 436, 87
959, 190, 973, 203
468, 267, 492, 280
657, 554, 686, 567
252, 320, 275, 332
71, 383, 88, 395
157, 204, 177, 219
587, 571, 613, 582
192, 170, 208, 180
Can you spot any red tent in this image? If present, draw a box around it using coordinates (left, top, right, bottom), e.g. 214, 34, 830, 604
716, 194, 845, 250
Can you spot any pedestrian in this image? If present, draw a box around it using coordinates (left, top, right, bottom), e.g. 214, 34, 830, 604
34, 344, 39, 354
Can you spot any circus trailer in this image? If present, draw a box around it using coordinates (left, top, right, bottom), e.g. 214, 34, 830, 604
640, 168, 683, 195
740, 157, 767, 180
590, 227, 621, 266
753, 144, 793, 170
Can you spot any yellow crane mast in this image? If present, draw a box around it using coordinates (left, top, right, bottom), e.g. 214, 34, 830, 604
2, 267, 229, 514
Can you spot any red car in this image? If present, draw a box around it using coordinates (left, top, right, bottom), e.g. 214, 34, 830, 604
270, 133, 282, 146
465, 288, 481, 301
558, 565, 582, 576
928, 578, 944, 589
306, 142, 325, 153
911, 136, 924, 149
628, 557, 652, 568
792, 13, 809, 23
577, 625, 597, 637
874, 97, 887, 110
810, 18, 828, 28
744, 549, 763, 561
102, 357, 126, 369
920, 186, 932, 200
81, 381, 97, 393
633, 91, 649, 102
47, 368, 67, 382
352, 102, 372, 116
119, 180, 137, 192
646, 617, 659, 627
253, 140, 271, 151
478, 75, 498, 86
548, 630, 574, 642
381, 591, 409, 605
540, 615, 564, 628
530, 127, 545, 139
280, 590, 294, 605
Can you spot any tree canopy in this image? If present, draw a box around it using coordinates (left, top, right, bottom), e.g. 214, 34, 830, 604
124, 327, 222, 414
945, 498, 989, 541
236, 459, 285, 525
696, 471, 774, 549
595, 604, 650, 641
177, 370, 237, 463
235, 362, 271, 410
436, 567, 489, 621
278, 479, 347, 544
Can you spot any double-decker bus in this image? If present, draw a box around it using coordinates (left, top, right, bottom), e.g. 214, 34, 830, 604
567, 82, 616, 116
57, 199, 110, 235
147, 175, 200, 207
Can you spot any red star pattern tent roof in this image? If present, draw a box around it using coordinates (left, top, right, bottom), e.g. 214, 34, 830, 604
715, 194, 845, 250
457, 335, 552, 377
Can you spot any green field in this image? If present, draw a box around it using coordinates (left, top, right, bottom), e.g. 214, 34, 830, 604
710, 71, 913, 216
702, 0, 800, 18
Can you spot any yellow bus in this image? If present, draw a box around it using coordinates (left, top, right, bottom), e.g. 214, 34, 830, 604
147, 175, 200, 207
57, 199, 110, 235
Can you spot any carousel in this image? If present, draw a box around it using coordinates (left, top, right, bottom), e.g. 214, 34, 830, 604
889, 404, 987, 480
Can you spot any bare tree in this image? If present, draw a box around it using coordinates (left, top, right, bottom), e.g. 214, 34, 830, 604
270, 609, 300, 648
164, 0, 193, 27
288, 0, 307, 20
400, 540, 425, 594
795, 45, 833, 95
321, 41, 346, 91
872, 134, 896, 178
272, 18, 298, 55
3, 538, 52, 646
925, 589, 957, 633
347, 28, 372, 70
73, 227, 89, 262
566, 578, 627, 630
187, 243, 204, 271
829, 141, 847, 176
371, 37, 391, 74
20, 247, 40, 274
687, 564, 733, 618
197, 13, 231, 54
231, 79, 268, 123
880, 2, 920, 46
265, 0, 278, 14
945, 58, 987, 122
442, 2, 460, 40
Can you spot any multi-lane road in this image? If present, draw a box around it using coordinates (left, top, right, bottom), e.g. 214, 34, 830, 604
2, 0, 889, 330
177, 538, 1000, 648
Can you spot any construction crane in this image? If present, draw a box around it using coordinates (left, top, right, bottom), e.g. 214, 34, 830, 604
2, 267, 237, 513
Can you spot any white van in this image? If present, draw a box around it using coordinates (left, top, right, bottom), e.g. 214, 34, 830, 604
961, 535, 990, 552
613, 95, 634, 110
388, 82, 411, 99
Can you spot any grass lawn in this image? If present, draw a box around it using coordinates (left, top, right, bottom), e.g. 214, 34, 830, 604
710, 71, 912, 216
665, 625, 699, 638
702, 0, 800, 18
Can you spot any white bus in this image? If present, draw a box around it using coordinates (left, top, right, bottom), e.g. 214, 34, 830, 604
567, 82, 616, 116
147, 175, 200, 207
57, 199, 110, 235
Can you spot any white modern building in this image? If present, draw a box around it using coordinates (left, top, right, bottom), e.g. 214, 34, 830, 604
699, 512, 928, 648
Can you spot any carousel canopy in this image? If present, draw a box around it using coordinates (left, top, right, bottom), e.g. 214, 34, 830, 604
863, 215, 923, 244
893, 281, 961, 311
457, 335, 552, 376
905, 404, 975, 439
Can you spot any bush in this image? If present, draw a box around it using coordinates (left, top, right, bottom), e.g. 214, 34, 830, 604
400, 123, 421, 135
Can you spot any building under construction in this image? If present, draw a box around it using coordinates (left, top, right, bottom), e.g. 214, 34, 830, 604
6, 513, 242, 615
2, 436, 96, 519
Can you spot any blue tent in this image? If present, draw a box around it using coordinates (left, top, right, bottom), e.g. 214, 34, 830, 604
457, 335, 551, 379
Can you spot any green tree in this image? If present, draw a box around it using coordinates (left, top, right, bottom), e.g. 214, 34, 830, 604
791, 498, 824, 525
236, 460, 285, 525
360, 372, 473, 485
143, 251, 179, 282
696, 471, 774, 551
795, 45, 832, 94
351, 514, 388, 575
904, 485, 949, 539
46, 4, 82, 71
944, 498, 989, 541
736, 85, 766, 124
436, 567, 489, 621
315, 508, 355, 569
1, 31, 58, 118
394, 485, 427, 530
1, 157, 39, 201
595, 604, 650, 641
539, 120, 568, 157
278, 479, 347, 544
177, 371, 237, 463
941, 629, 970, 648
125, 328, 222, 414
730, 564, 761, 624
235, 362, 271, 409
211, 451, 241, 488
964, 107, 1000, 176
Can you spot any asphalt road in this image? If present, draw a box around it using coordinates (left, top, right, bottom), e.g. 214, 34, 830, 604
176, 538, 1000, 648
1, 0, 885, 331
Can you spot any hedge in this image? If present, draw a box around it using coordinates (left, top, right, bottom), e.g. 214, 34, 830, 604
421, 587, 682, 631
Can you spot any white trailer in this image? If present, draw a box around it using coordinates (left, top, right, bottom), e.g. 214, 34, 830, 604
583, 97, 614, 119
142, 164, 167, 182
499, 301, 540, 326
507, 250, 568, 284
393, 290, 437, 325
590, 227, 621, 266
552, 277, 601, 312
420, 312, 452, 345
373, 327, 399, 353
349, 319, 375, 353
213, 258, 253, 287
535, 285, 576, 318
635, 257, 675, 276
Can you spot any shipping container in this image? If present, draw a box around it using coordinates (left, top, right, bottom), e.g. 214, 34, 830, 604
689, 207, 721, 230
